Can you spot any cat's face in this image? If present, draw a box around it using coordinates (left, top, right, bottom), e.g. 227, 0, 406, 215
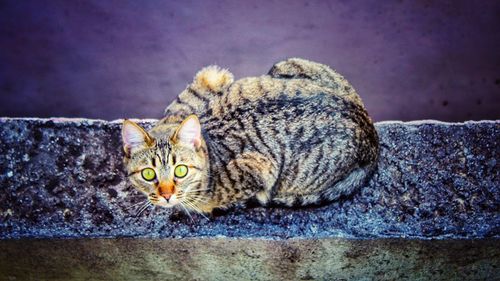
122, 115, 210, 212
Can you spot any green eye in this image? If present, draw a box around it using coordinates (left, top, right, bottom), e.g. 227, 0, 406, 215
174, 165, 188, 178
141, 168, 156, 181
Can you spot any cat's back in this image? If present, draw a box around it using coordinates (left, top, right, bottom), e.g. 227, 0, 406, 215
210, 59, 373, 137
165, 58, 365, 125
215, 72, 377, 205
208, 60, 377, 166
164, 58, 379, 206
208, 76, 362, 129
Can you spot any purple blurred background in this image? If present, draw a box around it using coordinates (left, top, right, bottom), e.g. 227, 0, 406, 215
0, 0, 499, 121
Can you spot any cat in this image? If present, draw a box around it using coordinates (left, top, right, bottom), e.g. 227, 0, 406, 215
122, 58, 379, 214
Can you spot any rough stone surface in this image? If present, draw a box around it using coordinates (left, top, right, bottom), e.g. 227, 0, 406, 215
0, 118, 498, 239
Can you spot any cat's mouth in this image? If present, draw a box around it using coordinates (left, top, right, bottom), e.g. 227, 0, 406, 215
150, 193, 179, 208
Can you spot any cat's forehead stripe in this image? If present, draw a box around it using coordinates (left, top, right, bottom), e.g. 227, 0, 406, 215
162, 145, 168, 166
153, 140, 171, 166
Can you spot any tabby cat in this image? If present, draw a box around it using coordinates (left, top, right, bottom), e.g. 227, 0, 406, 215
122, 58, 378, 214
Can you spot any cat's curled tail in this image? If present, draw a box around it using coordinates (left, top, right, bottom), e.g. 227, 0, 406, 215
268, 57, 361, 103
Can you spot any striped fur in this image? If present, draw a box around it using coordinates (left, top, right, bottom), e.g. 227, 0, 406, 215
123, 58, 379, 214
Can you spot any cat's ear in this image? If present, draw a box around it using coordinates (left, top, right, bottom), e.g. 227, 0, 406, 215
122, 120, 154, 156
192, 65, 234, 93
173, 115, 202, 149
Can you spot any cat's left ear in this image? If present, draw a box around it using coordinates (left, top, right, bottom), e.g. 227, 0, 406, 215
173, 115, 202, 149
122, 120, 154, 156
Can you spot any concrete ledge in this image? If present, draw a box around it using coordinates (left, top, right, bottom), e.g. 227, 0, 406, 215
0, 238, 498, 280
0, 118, 499, 279
0, 118, 498, 239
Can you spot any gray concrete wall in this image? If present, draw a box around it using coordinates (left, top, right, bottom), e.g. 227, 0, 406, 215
1, 0, 499, 122
1, 238, 498, 280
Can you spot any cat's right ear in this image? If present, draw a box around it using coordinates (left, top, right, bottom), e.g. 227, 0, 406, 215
122, 120, 154, 156
172, 115, 202, 150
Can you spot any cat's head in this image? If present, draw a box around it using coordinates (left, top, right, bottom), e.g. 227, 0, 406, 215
121, 115, 210, 212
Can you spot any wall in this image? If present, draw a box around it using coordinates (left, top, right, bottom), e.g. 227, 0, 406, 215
1, 0, 499, 121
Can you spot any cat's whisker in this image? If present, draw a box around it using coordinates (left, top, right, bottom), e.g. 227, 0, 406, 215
179, 195, 208, 206
190, 198, 209, 205
187, 180, 204, 184
146, 206, 156, 218
181, 198, 199, 210
136, 205, 150, 217
183, 194, 208, 200
185, 188, 210, 193
134, 202, 148, 216
178, 202, 194, 222
180, 199, 197, 210
188, 207, 209, 220
125, 200, 149, 210
182, 199, 209, 220
180, 201, 197, 214
188, 195, 209, 203
128, 200, 148, 207
135, 201, 152, 217
184, 188, 209, 194
197, 211, 209, 220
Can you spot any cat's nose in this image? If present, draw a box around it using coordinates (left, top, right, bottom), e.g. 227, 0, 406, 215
160, 192, 172, 200
158, 180, 175, 201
